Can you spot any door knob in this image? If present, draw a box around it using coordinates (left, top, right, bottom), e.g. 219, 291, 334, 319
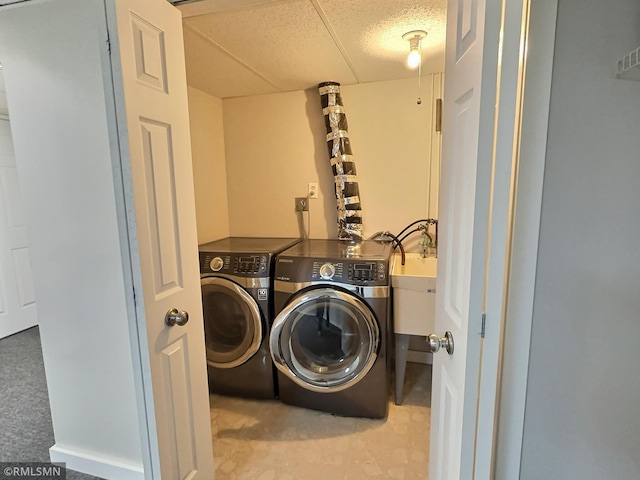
165, 308, 189, 327
427, 331, 454, 355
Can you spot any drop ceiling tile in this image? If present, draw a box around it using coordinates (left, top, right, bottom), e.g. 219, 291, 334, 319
319, 0, 446, 82
179, 0, 282, 18
184, 0, 357, 93
183, 25, 280, 99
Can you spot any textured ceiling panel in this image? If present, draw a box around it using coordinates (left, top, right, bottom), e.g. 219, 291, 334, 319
320, 0, 446, 82
183, 25, 280, 99
184, 0, 358, 93
179, 0, 281, 18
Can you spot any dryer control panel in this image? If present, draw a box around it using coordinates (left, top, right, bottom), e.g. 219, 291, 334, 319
235, 255, 268, 274
200, 253, 269, 276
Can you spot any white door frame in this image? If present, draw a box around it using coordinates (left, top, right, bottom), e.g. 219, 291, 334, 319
102, 0, 215, 477
490, 0, 558, 477
437, 0, 559, 477
433, 0, 557, 474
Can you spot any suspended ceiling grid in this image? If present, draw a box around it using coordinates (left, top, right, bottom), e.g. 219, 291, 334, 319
180, 0, 447, 99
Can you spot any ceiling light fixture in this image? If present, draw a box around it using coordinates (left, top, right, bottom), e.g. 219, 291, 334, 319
402, 30, 427, 69
402, 30, 428, 105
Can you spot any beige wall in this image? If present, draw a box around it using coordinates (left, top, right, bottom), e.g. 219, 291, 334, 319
188, 86, 230, 244
221, 75, 442, 248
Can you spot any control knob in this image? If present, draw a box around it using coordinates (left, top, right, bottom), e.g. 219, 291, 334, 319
319, 262, 336, 280
209, 257, 224, 272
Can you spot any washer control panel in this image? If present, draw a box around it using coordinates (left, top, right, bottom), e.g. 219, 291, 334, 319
312, 262, 344, 281
319, 263, 336, 280
348, 261, 386, 282
306, 260, 386, 284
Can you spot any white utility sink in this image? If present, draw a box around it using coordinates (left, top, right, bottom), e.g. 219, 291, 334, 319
391, 252, 437, 405
391, 252, 437, 336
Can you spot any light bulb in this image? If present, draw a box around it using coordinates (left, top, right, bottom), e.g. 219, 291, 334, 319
407, 48, 421, 69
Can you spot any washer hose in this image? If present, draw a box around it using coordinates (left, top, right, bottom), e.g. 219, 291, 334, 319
370, 231, 405, 266
398, 227, 433, 246
396, 219, 430, 239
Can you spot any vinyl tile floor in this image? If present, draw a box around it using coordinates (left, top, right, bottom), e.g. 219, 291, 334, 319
209, 362, 432, 480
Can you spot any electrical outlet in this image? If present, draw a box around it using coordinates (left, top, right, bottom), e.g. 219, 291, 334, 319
308, 182, 319, 199
295, 197, 308, 212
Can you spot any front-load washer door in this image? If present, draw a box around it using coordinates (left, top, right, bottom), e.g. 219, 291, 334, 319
270, 287, 379, 393
201, 276, 263, 369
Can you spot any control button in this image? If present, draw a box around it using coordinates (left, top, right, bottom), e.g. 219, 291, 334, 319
210, 257, 224, 272
319, 263, 336, 280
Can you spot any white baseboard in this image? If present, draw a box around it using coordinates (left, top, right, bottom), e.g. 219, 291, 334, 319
407, 350, 433, 365
49, 445, 144, 480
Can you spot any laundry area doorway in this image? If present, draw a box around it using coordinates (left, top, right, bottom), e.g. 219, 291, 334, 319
2, 0, 544, 478
181, 2, 444, 476
174, 0, 539, 477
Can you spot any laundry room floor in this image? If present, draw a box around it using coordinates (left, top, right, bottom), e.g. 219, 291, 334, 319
209, 362, 431, 480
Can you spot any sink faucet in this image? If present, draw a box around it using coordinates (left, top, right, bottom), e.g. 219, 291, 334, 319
419, 219, 438, 257
420, 228, 433, 257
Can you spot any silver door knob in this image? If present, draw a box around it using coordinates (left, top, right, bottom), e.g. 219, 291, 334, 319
165, 308, 189, 327
427, 331, 454, 355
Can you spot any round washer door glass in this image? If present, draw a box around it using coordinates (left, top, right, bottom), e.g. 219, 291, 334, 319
201, 277, 263, 369
270, 288, 379, 392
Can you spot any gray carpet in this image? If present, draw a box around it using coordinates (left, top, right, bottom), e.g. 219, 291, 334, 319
0, 327, 103, 480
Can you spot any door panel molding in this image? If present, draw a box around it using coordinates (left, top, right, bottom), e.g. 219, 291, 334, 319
130, 13, 168, 93
161, 336, 198, 479
139, 118, 183, 298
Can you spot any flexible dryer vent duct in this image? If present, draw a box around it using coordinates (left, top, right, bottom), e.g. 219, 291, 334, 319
318, 81, 363, 241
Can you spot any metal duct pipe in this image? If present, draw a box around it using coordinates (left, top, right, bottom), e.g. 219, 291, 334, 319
318, 81, 363, 241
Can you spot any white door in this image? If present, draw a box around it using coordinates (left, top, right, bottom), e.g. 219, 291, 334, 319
104, 0, 214, 478
0, 117, 37, 339
430, 0, 505, 477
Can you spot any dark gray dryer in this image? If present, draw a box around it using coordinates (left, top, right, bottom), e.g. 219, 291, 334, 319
199, 237, 300, 399
270, 239, 392, 418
